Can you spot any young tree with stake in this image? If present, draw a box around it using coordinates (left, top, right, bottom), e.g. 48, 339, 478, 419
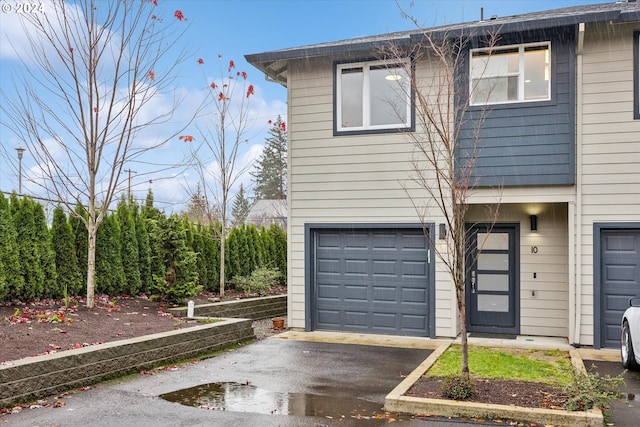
385, 17, 501, 379
182, 56, 256, 298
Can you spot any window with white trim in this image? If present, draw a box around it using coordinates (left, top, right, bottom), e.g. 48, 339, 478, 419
470, 42, 551, 106
336, 59, 411, 133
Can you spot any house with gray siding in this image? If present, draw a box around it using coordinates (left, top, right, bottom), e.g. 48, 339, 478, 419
246, 1, 640, 348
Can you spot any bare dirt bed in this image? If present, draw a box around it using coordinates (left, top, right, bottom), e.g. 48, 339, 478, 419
0, 291, 281, 364
406, 376, 570, 410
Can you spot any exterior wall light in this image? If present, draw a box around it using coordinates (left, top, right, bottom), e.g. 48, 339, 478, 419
530, 215, 538, 232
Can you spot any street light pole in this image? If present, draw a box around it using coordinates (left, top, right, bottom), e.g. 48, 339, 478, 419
15, 147, 25, 194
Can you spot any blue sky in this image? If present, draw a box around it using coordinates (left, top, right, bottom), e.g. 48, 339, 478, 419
0, 0, 605, 212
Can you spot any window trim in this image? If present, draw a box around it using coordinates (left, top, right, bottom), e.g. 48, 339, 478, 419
469, 41, 552, 106
334, 58, 414, 136
634, 31, 639, 120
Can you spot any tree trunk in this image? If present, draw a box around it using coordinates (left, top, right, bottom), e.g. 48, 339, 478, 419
86, 223, 97, 308
219, 226, 225, 298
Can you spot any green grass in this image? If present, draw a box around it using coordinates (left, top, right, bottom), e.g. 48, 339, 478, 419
428, 345, 573, 385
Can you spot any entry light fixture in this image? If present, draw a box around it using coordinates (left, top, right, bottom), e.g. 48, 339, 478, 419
530, 215, 538, 232
385, 73, 403, 81
439, 223, 447, 240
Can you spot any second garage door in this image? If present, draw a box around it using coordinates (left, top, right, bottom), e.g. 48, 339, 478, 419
599, 228, 640, 348
310, 227, 433, 337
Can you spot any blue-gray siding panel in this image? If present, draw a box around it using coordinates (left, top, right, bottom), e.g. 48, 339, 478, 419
313, 228, 431, 336
457, 27, 576, 187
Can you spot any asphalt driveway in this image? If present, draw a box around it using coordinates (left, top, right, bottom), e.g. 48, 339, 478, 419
1, 338, 448, 426
583, 359, 640, 427
4, 335, 640, 427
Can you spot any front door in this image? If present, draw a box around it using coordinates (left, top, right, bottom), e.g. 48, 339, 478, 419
466, 224, 519, 334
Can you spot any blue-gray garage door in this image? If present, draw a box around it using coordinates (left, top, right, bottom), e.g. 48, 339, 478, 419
600, 229, 640, 348
311, 228, 432, 337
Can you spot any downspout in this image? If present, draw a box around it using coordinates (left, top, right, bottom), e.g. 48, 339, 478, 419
573, 23, 585, 346
569, 201, 576, 344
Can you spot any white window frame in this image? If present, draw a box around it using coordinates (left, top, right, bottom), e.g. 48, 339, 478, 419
470, 42, 551, 106
336, 58, 411, 133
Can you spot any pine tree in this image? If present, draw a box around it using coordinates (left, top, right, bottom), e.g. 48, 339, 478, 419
185, 183, 211, 224
51, 206, 82, 297
231, 183, 251, 224
252, 116, 287, 200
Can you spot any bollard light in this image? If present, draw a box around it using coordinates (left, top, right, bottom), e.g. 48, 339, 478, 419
187, 300, 194, 318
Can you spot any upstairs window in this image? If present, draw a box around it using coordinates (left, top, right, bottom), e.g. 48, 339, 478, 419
470, 42, 551, 106
336, 59, 411, 133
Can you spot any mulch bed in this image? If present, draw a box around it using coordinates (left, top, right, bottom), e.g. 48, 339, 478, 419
406, 376, 570, 410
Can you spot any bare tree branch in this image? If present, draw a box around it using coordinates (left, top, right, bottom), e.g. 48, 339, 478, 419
1, 0, 198, 307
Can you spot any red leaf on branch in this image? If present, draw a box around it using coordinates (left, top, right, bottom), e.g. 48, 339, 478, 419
281, 122, 287, 132
228, 60, 235, 72
218, 92, 229, 101
179, 135, 194, 142
93, 107, 98, 113
246, 84, 254, 98
210, 82, 217, 89
174, 10, 185, 21
148, 0, 158, 5
197, 58, 204, 65
148, 70, 155, 81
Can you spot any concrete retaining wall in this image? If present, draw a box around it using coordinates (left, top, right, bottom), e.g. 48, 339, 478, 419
169, 294, 287, 320
0, 318, 254, 408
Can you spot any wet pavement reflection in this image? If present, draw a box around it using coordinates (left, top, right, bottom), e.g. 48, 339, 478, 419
160, 381, 415, 421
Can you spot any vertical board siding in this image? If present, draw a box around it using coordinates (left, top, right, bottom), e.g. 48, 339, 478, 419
579, 22, 640, 346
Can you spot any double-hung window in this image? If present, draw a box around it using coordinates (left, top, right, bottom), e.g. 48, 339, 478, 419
336, 59, 411, 133
470, 42, 551, 106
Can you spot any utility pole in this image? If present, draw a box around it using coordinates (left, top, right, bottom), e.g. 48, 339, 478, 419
125, 169, 136, 199
15, 147, 25, 194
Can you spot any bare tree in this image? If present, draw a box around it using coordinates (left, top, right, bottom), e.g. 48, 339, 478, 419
1, 0, 193, 307
386, 19, 501, 378
185, 56, 256, 298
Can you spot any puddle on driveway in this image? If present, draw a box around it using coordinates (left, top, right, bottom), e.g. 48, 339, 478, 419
160, 382, 409, 421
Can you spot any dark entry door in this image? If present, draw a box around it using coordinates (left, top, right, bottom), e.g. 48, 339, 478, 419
466, 224, 519, 334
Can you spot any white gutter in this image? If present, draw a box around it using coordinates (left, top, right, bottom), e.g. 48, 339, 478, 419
573, 23, 585, 346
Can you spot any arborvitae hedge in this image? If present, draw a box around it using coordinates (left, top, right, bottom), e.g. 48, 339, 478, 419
51, 206, 82, 297
0, 195, 287, 302
0, 194, 23, 300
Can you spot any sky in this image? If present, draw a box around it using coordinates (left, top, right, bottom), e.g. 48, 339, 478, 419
0, 0, 607, 213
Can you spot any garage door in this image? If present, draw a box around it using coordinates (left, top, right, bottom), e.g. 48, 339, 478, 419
600, 229, 640, 348
311, 227, 432, 337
